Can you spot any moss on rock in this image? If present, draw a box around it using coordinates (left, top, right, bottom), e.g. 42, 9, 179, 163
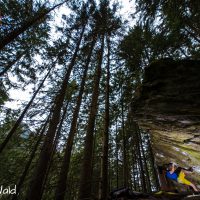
131, 59, 200, 183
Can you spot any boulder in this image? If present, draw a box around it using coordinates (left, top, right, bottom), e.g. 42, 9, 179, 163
131, 59, 200, 184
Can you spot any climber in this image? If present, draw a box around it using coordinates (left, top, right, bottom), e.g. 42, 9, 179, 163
166, 162, 199, 192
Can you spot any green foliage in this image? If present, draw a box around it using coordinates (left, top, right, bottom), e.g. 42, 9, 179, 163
65, 80, 78, 101
135, 0, 200, 57
118, 0, 200, 103
2, 0, 199, 198
0, 0, 51, 86
0, 81, 8, 106
0, 119, 34, 185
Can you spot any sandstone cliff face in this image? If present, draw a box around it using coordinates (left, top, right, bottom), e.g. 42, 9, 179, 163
131, 59, 200, 184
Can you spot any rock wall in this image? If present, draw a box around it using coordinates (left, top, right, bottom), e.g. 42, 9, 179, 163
131, 59, 200, 184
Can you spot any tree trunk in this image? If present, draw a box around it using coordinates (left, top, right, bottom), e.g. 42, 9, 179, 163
78, 35, 104, 200
12, 116, 50, 200
99, 36, 110, 200
108, 161, 112, 194
134, 123, 147, 193
26, 25, 85, 200
138, 129, 151, 192
184, 27, 200, 44
147, 134, 160, 190
55, 39, 96, 200
115, 120, 119, 189
40, 103, 68, 198
131, 146, 137, 191
121, 88, 128, 187
0, 2, 65, 50
0, 67, 52, 154
91, 126, 97, 197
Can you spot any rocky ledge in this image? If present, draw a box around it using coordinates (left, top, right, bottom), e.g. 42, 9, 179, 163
131, 59, 200, 184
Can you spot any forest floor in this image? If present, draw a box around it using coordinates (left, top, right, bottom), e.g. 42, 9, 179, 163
135, 192, 200, 200
113, 190, 200, 200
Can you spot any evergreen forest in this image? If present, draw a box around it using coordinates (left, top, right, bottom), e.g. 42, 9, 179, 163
0, 0, 200, 200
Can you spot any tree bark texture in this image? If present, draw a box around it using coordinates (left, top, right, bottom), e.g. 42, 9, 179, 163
26, 25, 85, 200
138, 129, 151, 192
121, 88, 128, 187
78, 35, 104, 200
40, 103, 68, 198
134, 123, 147, 193
55, 39, 96, 200
99, 36, 110, 200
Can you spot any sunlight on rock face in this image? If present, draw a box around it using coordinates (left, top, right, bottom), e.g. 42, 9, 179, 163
131, 59, 200, 183
193, 166, 200, 173
156, 153, 164, 158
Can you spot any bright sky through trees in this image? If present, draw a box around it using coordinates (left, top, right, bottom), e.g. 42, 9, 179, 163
5, 0, 135, 111
1, 1, 200, 198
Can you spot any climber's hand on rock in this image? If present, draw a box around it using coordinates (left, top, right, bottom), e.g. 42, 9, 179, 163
188, 167, 193, 172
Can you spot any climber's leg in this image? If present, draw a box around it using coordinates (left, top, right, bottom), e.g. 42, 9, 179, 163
178, 171, 198, 192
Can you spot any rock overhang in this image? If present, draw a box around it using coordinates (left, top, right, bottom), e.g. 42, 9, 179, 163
131, 59, 200, 183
